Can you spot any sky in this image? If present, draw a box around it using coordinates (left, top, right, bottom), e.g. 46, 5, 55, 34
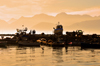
0, 0, 100, 21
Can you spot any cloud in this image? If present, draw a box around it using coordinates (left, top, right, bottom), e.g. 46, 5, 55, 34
66, 7, 100, 17
0, 0, 39, 7
0, 0, 100, 21
0, 0, 66, 21
0, 0, 43, 21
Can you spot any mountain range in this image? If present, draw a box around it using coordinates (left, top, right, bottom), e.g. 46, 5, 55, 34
0, 12, 100, 34
65, 19, 100, 34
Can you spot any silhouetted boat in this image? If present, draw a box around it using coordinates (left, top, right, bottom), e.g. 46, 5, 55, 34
47, 42, 65, 47
66, 41, 81, 46
81, 42, 100, 49
44, 39, 65, 47
53, 22, 63, 35
0, 41, 7, 46
18, 41, 40, 46
37, 38, 47, 44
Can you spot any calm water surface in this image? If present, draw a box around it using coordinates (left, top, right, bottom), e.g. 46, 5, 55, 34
0, 45, 100, 66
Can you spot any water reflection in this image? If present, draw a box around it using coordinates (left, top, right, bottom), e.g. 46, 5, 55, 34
52, 47, 64, 64
0, 46, 7, 55
65, 46, 68, 52
52, 47, 63, 55
65, 46, 100, 65
16, 46, 37, 63
0, 45, 7, 49
0, 45, 100, 66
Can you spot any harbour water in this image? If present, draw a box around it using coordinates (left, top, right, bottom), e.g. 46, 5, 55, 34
0, 45, 100, 66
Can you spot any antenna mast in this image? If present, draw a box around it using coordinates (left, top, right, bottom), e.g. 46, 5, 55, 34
58, 22, 60, 25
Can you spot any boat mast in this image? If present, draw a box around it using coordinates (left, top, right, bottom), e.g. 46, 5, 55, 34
58, 22, 60, 25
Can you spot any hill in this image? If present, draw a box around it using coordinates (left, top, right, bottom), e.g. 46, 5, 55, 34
0, 19, 8, 30
31, 22, 55, 31
65, 19, 100, 34
8, 12, 100, 31
7, 18, 17, 24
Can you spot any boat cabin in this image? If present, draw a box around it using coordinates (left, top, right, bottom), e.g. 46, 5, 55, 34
76, 30, 83, 35
56, 25, 63, 29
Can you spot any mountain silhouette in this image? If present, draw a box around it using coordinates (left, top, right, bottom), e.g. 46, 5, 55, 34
7, 18, 17, 24
8, 12, 100, 29
65, 19, 100, 33
0, 12, 100, 33
9, 14, 55, 29
31, 22, 55, 31
0, 19, 8, 30
55, 12, 100, 26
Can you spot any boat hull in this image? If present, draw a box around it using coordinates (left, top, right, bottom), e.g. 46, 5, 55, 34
65, 41, 81, 47
54, 28, 63, 35
81, 43, 100, 49
0, 41, 7, 46
41, 42, 65, 47
18, 41, 40, 46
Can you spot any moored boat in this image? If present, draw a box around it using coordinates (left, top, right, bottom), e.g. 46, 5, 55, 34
37, 38, 47, 44
81, 42, 100, 49
0, 41, 7, 46
47, 42, 65, 47
53, 22, 63, 35
18, 41, 40, 46
65, 41, 81, 46
45, 39, 65, 47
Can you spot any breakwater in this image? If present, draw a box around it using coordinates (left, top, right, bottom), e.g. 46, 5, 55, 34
0, 30, 100, 47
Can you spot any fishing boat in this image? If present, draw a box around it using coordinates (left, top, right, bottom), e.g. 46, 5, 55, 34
0, 41, 7, 46
45, 39, 65, 47
18, 41, 40, 46
53, 22, 63, 35
65, 41, 81, 46
37, 38, 47, 44
47, 42, 65, 47
81, 42, 100, 49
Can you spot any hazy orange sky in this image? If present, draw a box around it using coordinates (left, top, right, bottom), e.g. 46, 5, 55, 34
0, 0, 100, 21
